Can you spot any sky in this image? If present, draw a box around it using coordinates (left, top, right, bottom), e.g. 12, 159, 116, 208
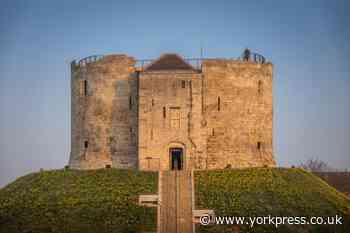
0, 0, 349, 187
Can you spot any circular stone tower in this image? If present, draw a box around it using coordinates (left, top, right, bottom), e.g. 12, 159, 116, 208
69, 55, 138, 169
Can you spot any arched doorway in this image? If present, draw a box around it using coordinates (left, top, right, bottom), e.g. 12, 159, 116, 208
169, 147, 184, 170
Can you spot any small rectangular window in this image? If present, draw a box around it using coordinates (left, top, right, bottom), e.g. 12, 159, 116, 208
129, 96, 132, 110
257, 142, 261, 150
218, 97, 221, 111
258, 80, 263, 94
152, 99, 154, 106
84, 140, 89, 149
181, 80, 186, 88
83, 80, 88, 96
80, 80, 88, 96
163, 107, 166, 118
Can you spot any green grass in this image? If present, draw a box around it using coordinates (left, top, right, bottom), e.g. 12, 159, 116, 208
195, 168, 350, 233
2, 168, 349, 233
0, 169, 158, 233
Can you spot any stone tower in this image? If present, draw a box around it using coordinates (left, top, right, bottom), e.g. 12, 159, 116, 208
69, 55, 138, 169
69, 51, 276, 170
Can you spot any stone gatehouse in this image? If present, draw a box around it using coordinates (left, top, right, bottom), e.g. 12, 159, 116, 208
69, 51, 276, 170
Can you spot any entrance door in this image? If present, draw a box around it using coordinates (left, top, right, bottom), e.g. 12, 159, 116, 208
170, 148, 183, 170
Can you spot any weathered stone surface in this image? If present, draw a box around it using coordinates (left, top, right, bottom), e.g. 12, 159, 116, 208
69, 55, 138, 169
69, 54, 276, 170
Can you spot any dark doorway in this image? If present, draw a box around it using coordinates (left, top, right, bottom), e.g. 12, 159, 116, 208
170, 148, 183, 170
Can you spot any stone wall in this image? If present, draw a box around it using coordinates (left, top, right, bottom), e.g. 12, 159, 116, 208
138, 59, 275, 171
69, 55, 138, 169
69, 54, 276, 170
201, 60, 275, 169
138, 70, 205, 170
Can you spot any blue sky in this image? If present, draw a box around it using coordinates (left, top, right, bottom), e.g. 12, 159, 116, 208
0, 0, 349, 186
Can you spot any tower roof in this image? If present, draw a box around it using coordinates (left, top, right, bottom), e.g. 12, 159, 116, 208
144, 53, 195, 71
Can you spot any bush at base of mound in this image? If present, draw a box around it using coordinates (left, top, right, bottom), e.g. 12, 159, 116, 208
195, 168, 350, 233
0, 169, 158, 233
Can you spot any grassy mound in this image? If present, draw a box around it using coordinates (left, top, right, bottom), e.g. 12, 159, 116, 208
0, 169, 158, 233
195, 168, 350, 233
1, 168, 349, 233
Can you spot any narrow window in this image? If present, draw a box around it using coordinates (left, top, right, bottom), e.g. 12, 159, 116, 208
130, 127, 133, 133
257, 142, 261, 150
83, 80, 88, 96
84, 140, 89, 149
163, 107, 166, 118
218, 97, 221, 111
258, 80, 263, 94
129, 96, 132, 110
152, 99, 154, 106
181, 80, 186, 88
